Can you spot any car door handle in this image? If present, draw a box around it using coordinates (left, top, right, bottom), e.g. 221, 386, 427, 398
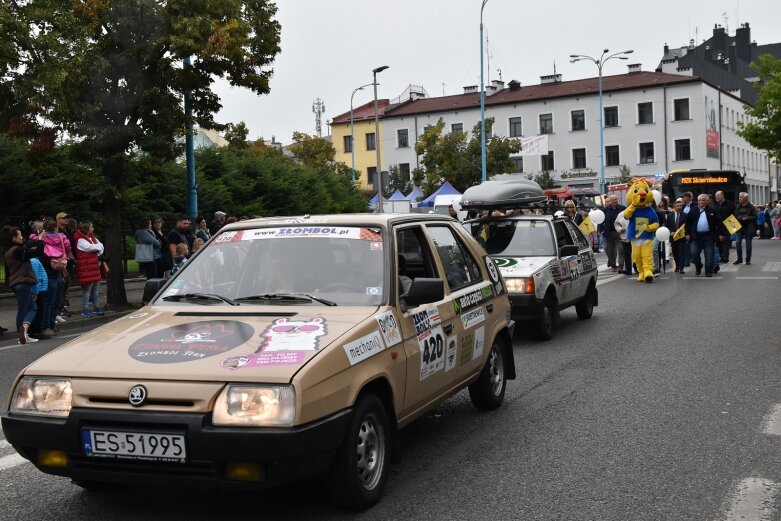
443, 323, 453, 335
486, 304, 494, 313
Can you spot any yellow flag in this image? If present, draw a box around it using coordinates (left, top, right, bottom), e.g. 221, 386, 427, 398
578, 215, 596, 236
673, 224, 686, 241
723, 214, 742, 235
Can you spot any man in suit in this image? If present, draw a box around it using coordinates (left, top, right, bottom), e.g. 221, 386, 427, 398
685, 194, 727, 277
733, 192, 757, 265
712, 190, 735, 263
600, 195, 626, 272
668, 199, 687, 273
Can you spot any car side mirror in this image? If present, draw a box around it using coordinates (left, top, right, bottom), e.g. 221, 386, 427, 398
143, 278, 167, 304
404, 278, 445, 308
559, 245, 579, 257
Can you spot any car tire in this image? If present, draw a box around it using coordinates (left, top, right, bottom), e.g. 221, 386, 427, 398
575, 283, 596, 320
534, 293, 557, 341
468, 337, 507, 410
327, 393, 391, 510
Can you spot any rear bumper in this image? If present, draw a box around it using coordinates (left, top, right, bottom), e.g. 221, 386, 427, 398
1, 407, 351, 489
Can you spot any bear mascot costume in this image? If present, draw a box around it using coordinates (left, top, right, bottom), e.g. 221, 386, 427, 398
623, 179, 659, 283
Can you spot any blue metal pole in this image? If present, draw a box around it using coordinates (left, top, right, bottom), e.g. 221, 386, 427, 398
598, 66, 605, 195
184, 56, 197, 221
480, 1, 488, 182
350, 104, 356, 185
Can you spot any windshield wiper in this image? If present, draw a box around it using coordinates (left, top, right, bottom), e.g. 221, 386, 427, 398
234, 293, 337, 306
161, 293, 240, 306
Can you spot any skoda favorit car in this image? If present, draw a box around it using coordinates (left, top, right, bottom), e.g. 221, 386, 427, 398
2, 213, 515, 509
461, 180, 598, 340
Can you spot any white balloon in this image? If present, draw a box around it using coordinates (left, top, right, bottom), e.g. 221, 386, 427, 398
652, 189, 662, 205
589, 209, 605, 225
655, 226, 671, 241
554, 210, 564, 217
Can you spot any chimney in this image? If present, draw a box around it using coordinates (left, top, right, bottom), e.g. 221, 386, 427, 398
664, 43, 669, 54
735, 22, 751, 61
463, 85, 478, 94
627, 63, 642, 74
485, 85, 498, 95
508, 79, 521, 90
540, 73, 562, 85
491, 79, 505, 90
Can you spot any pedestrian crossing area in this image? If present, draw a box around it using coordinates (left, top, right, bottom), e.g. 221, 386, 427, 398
597, 261, 781, 286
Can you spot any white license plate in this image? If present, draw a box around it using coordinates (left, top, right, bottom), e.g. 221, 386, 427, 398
82, 429, 186, 462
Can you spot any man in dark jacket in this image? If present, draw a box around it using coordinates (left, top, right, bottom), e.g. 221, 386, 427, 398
733, 192, 757, 265
685, 194, 727, 277
711, 191, 735, 263
599, 195, 626, 272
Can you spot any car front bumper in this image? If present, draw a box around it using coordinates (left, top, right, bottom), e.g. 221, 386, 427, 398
1, 406, 352, 489
507, 293, 544, 320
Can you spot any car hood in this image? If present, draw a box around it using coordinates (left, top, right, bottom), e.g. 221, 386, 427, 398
492, 256, 556, 277
24, 305, 377, 384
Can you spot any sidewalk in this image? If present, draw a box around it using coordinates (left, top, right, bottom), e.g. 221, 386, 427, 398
0, 278, 146, 340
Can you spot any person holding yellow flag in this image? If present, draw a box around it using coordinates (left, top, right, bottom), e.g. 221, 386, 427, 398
668, 199, 687, 273
733, 192, 757, 265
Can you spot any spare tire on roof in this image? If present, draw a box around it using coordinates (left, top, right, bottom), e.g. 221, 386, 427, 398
460, 180, 546, 210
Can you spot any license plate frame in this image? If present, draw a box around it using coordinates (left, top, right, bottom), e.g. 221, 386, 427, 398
82, 429, 187, 463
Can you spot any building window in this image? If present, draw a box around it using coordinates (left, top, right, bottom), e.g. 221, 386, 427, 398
541, 151, 555, 171
367, 166, 377, 187
674, 138, 691, 161
397, 129, 409, 148
343, 135, 353, 153
638, 102, 653, 124
539, 113, 553, 134
399, 163, 411, 179
509, 117, 523, 137
572, 148, 586, 169
451, 123, 464, 134
512, 157, 524, 173
571, 110, 585, 131
639, 142, 655, 163
605, 145, 620, 167
673, 99, 690, 121
366, 132, 376, 151
604, 106, 618, 128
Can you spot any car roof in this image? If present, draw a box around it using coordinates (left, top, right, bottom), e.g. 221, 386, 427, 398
219, 213, 455, 231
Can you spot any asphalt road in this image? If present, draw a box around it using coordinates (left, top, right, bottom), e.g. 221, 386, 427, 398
1, 241, 781, 520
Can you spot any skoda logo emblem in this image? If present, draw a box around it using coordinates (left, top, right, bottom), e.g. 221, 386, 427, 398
128, 385, 148, 407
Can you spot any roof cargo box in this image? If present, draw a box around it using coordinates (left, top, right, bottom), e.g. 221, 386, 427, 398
460, 180, 546, 210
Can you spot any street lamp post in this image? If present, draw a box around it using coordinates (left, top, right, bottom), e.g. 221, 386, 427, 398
480, 0, 489, 182
373, 65, 389, 213
350, 83, 373, 185
570, 49, 633, 195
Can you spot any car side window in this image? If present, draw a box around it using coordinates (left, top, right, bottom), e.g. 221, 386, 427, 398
425, 225, 482, 291
564, 221, 589, 249
396, 226, 439, 296
553, 221, 574, 249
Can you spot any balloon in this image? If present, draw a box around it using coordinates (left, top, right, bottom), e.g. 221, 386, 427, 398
652, 190, 662, 205
655, 226, 671, 241
554, 210, 564, 217
588, 209, 605, 225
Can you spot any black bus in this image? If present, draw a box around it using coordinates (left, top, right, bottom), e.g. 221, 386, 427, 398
662, 169, 747, 204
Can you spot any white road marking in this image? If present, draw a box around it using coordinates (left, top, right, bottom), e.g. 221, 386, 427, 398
761, 404, 781, 436
683, 277, 723, 280
737, 277, 778, 280
0, 453, 27, 471
718, 264, 740, 272
762, 262, 781, 272
0, 332, 80, 351
722, 477, 780, 521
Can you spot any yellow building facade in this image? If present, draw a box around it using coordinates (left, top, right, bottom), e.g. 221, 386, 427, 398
331, 99, 389, 189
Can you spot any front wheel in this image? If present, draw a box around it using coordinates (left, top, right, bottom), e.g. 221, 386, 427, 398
327, 394, 391, 510
534, 294, 558, 340
468, 338, 507, 410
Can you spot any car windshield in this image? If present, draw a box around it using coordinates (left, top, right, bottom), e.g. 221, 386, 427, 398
157, 225, 385, 306
463, 219, 555, 257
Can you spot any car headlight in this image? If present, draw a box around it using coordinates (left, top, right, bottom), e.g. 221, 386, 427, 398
11, 377, 72, 417
212, 385, 296, 427
504, 277, 535, 294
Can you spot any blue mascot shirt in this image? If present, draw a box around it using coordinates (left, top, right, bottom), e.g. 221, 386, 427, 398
627, 207, 659, 240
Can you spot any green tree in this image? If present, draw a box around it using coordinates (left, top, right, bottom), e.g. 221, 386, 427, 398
737, 55, 781, 163
2, 0, 281, 306
385, 164, 414, 197
224, 122, 250, 150
413, 117, 521, 194
533, 171, 556, 189
618, 164, 632, 184
289, 131, 336, 168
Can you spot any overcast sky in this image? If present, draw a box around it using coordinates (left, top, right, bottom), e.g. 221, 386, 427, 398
213, 0, 781, 144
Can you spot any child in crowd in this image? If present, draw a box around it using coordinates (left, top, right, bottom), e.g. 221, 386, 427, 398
171, 243, 189, 275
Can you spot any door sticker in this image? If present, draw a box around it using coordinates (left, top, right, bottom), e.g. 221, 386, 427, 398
375, 311, 402, 347
459, 332, 475, 367
445, 335, 458, 373
414, 308, 446, 380
473, 326, 485, 360
452, 284, 494, 314
129, 321, 254, 363
461, 307, 486, 329
343, 331, 386, 366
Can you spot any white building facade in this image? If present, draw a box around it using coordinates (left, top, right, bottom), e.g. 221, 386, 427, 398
381, 69, 779, 204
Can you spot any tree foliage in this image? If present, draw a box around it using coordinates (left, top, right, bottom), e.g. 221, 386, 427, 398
738, 55, 781, 163
289, 131, 336, 168
224, 122, 250, 150
385, 165, 414, 197
1, 0, 282, 305
531, 171, 556, 189
618, 164, 633, 184
413, 117, 521, 194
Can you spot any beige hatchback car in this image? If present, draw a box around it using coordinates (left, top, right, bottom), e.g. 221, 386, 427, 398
2, 213, 515, 509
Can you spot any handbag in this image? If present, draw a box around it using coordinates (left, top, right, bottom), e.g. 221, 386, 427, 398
135, 243, 154, 263
50, 235, 68, 271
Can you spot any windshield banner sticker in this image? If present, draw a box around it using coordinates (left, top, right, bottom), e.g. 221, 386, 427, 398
375, 311, 402, 347
452, 284, 494, 314
221, 226, 383, 242
414, 308, 446, 380
343, 331, 386, 366
129, 321, 254, 363
261, 317, 327, 351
